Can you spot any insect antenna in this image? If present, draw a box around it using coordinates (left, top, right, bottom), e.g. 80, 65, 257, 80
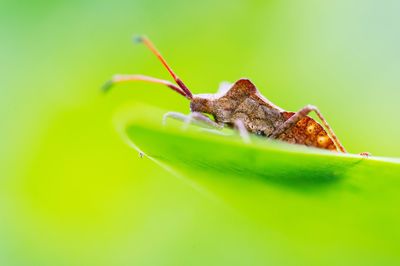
102, 74, 190, 99
134, 35, 193, 99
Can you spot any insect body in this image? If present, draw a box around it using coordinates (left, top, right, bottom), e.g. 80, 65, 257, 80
104, 36, 346, 153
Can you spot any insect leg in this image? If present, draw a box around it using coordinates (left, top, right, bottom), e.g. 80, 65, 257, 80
102, 74, 189, 99
234, 119, 251, 144
190, 112, 224, 129
163, 112, 223, 129
270, 105, 346, 153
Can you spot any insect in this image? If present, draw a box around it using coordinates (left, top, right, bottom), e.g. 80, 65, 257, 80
103, 36, 348, 153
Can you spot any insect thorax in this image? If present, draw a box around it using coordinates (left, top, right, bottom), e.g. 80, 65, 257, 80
191, 94, 286, 136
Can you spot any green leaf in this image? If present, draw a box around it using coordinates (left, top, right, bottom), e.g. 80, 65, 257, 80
123, 104, 399, 183
120, 104, 400, 264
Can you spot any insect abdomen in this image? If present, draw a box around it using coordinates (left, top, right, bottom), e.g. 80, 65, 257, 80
278, 113, 337, 151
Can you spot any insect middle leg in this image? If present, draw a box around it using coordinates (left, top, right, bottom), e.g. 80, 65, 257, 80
233, 119, 251, 143
269, 105, 346, 153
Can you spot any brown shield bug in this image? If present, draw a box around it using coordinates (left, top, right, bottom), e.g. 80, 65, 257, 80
103, 36, 352, 153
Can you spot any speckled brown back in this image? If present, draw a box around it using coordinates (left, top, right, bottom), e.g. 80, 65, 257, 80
191, 79, 340, 152
210, 79, 286, 136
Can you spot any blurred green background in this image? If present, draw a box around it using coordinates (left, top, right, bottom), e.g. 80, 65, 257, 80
1, 0, 400, 265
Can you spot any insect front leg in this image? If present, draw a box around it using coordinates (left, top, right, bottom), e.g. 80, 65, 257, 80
163, 111, 223, 130
270, 105, 346, 153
